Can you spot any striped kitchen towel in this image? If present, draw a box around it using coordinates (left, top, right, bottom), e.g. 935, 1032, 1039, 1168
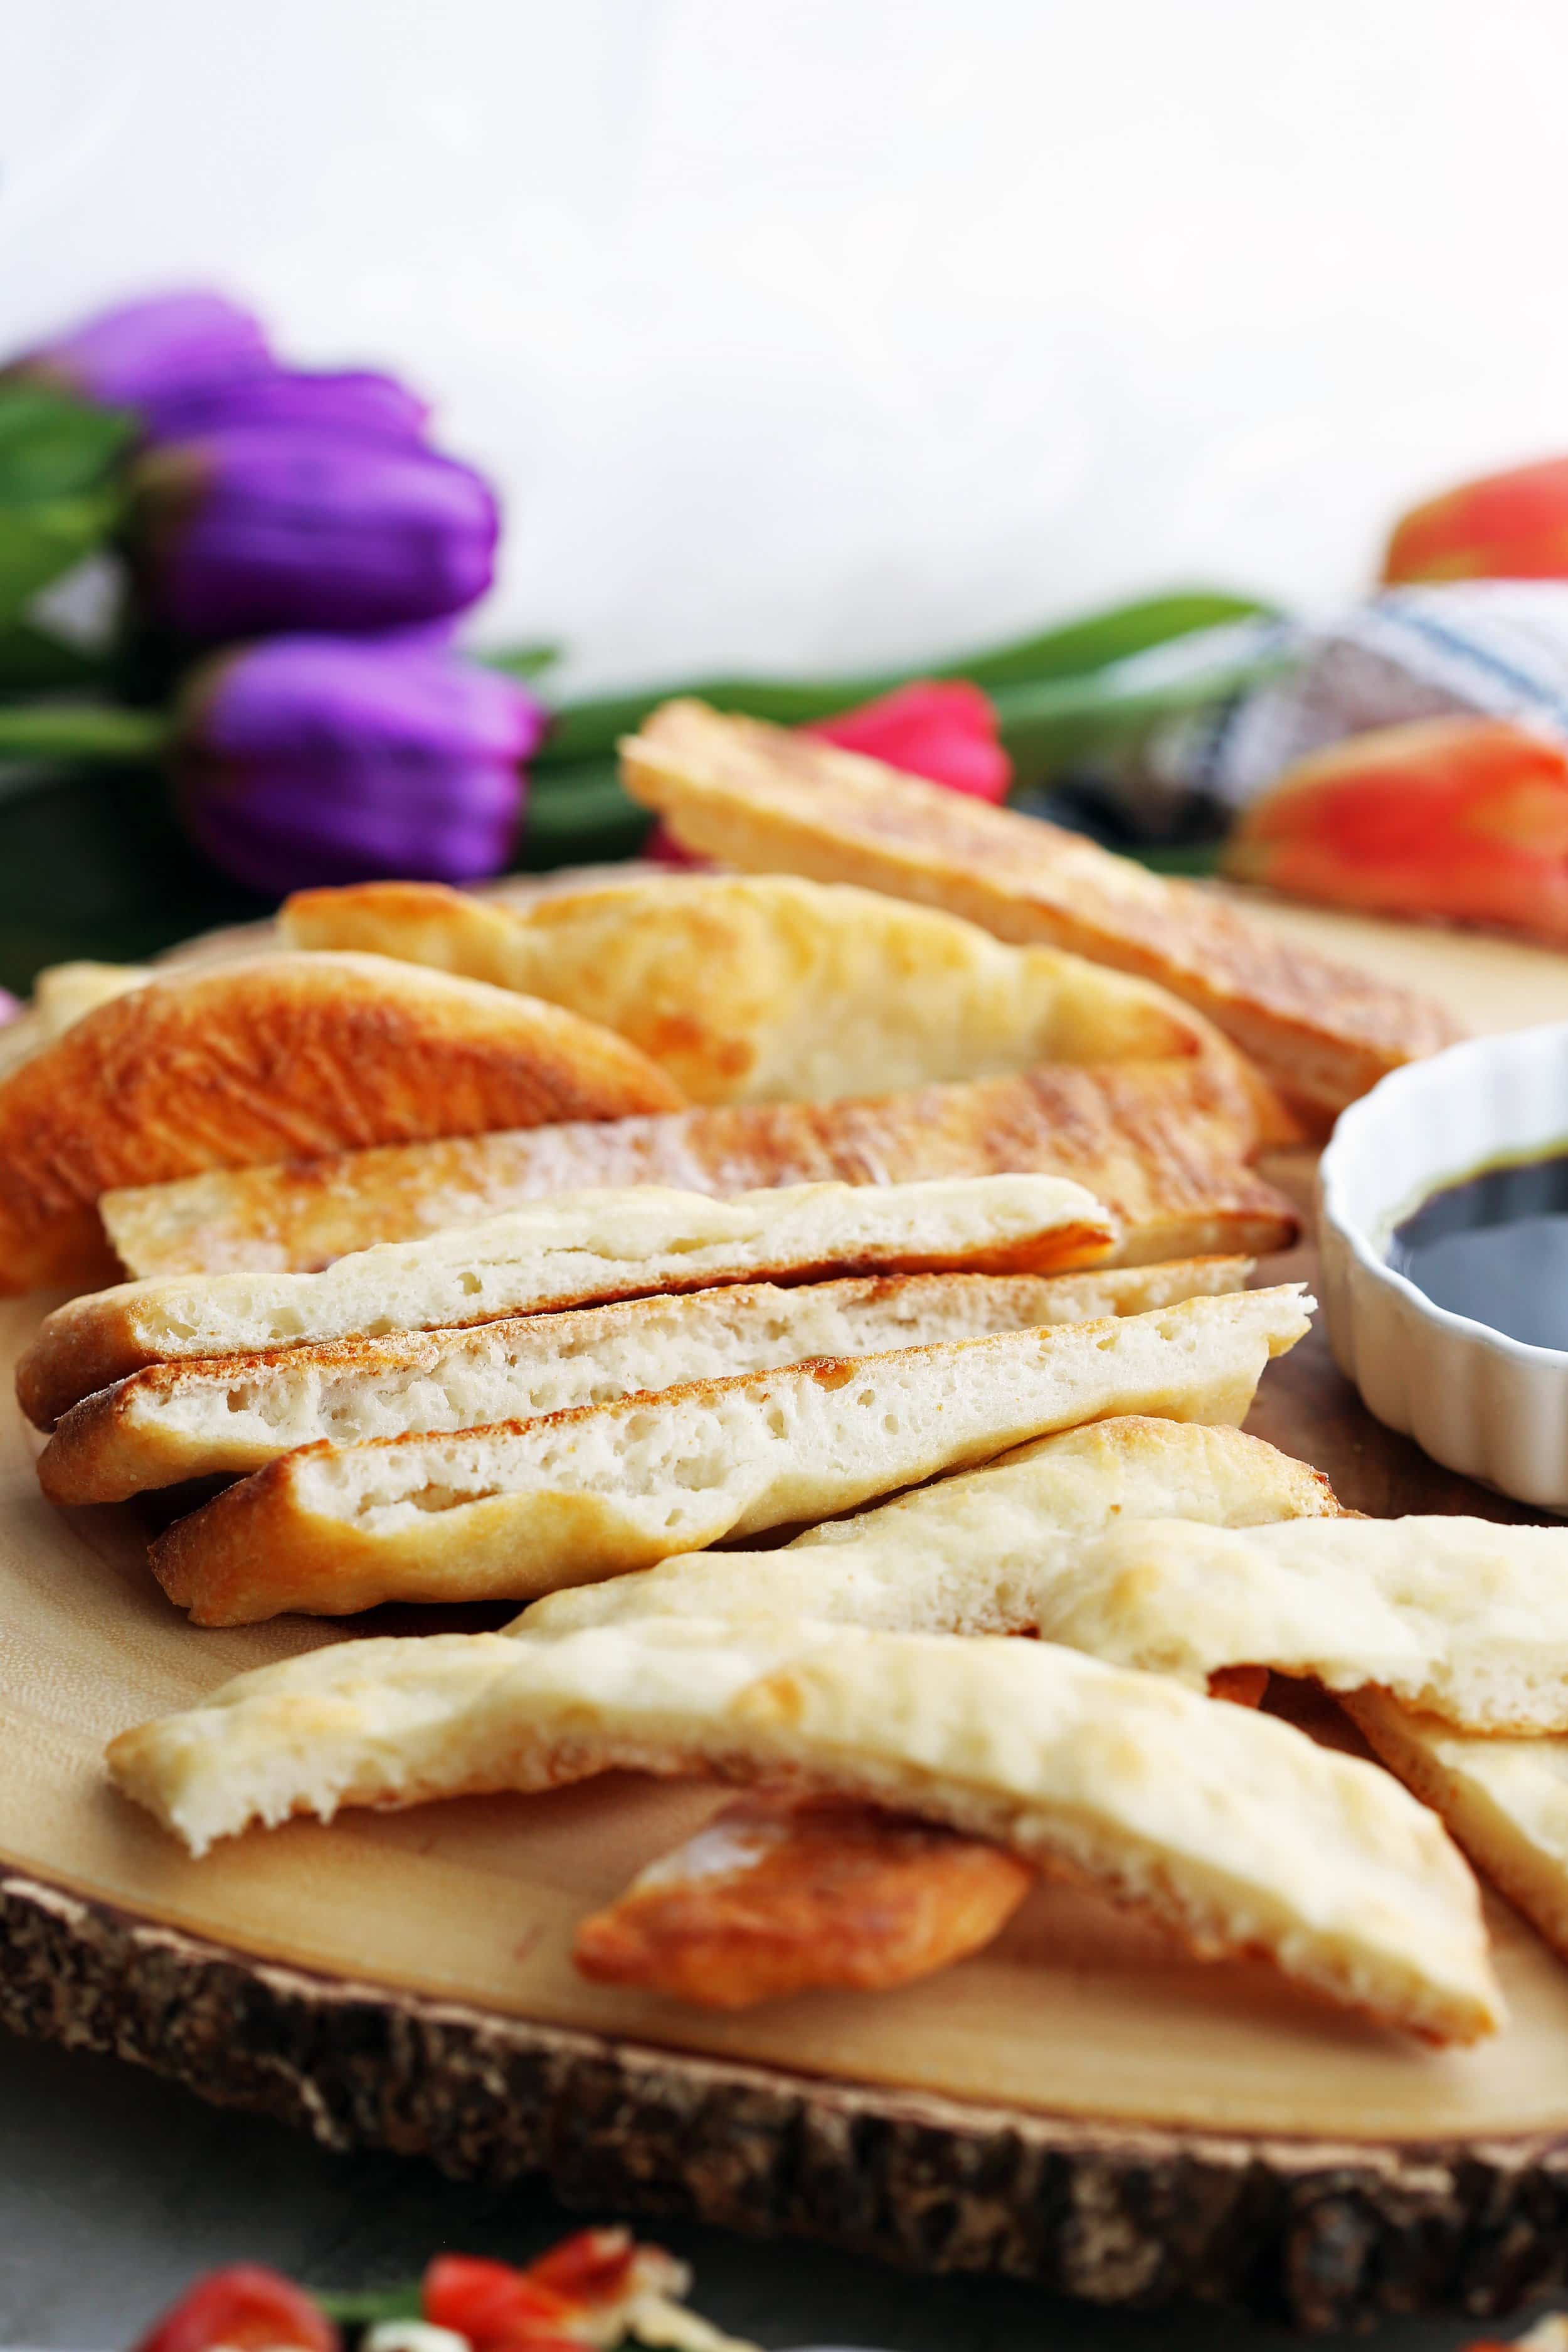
1187, 581, 1568, 807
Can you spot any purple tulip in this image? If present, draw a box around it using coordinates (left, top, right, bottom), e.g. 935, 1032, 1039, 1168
4, 290, 271, 411
142, 368, 430, 448
125, 428, 499, 638
174, 635, 547, 894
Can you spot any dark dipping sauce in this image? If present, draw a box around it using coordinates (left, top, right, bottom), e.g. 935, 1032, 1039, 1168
1389, 1149, 1568, 1350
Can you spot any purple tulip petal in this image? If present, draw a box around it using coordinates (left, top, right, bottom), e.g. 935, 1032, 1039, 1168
186, 783, 524, 893
142, 369, 431, 448
176, 635, 542, 893
9, 290, 271, 410
130, 428, 499, 635
199, 635, 542, 761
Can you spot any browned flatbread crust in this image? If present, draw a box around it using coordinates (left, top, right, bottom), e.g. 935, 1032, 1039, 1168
279, 872, 1298, 1143
618, 701, 1465, 1119
0, 951, 682, 1295
140, 1285, 1310, 1624
37, 1261, 1249, 1505
101, 1058, 1297, 1281
572, 1793, 1034, 2008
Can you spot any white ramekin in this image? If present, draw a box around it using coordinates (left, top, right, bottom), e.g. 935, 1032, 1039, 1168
1318, 1021, 1568, 1510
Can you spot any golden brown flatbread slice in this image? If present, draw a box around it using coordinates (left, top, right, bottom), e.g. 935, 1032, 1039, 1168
531, 1488, 1568, 1735
18, 1173, 1116, 1429
144, 1286, 1310, 1623
0, 950, 682, 1295
572, 1792, 1036, 2008
1347, 1694, 1568, 1967
100, 1057, 1297, 1281
38, 1258, 1249, 1505
105, 1613, 1503, 2043
0, 959, 156, 1083
520, 1412, 1343, 1641
32, 959, 155, 1035
278, 871, 1276, 1112
618, 700, 1464, 1120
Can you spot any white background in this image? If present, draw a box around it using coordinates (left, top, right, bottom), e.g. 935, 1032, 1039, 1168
6, 0, 1568, 689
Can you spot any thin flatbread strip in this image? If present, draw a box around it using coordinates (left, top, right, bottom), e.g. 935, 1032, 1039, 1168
18, 1173, 1116, 1431
100, 1057, 1298, 1282
619, 701, 1463, 1120
280, 871, 1283, 1119
1022, 1515, 1568, 1734
146, 1286, 1311, 1623
1347, 1694, 1568, 1966
572, 1793, 1036, 2008
105, 1613, 1502, 2044
531, 1490, 1568, 1736
0, 959, 154, 1081
0, 950, 682, 1296
33, 959, 156, 1036
39, 1258, 1250, 1505
520, 1412, 1343, 1640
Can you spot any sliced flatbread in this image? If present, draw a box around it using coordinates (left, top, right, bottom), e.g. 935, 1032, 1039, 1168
532, 1496, 1568, 1735
279, 872, 1279, 1117
1022, 1515, 1568, 1734
38, 1258, 1249, 1505
0, 950, 682, 1296
100, 1057, 1297, 1282
520, 1413, 1342, 1640
1347, 1694, 1568, 1966
18, 1173, 1118, 1430
105, 1613, 1502, 2044
0, 959, 154, 1083
619, 700, 1463, 1120
33, 958, 155, 1036
572, 1793, 1036, 2008
145, 1285, 1311, 1623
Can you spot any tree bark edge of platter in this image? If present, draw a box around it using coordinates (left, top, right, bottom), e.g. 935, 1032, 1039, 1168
4, 1870, 1568, 2333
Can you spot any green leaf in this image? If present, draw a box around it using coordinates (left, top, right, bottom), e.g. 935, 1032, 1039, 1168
0, 763, 267, 993
313, 2286, 423, 2327
1136, 842, 1225, 877
0, 621, 105, 697
939, 590, 1276, 691
484, 640, 564, 681
991, 648, 1291, 788
535, 678, 869, 768
532, 590, 1280, 770
0, 491, 121, 625
0, 386, 136, 502
517, 761, 655, 869
0, 702, 168, 761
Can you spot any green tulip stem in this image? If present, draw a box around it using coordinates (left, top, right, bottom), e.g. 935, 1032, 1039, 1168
313, 2286, 424, 2327
528, 589, 1279, 767
0, 705, 171, 762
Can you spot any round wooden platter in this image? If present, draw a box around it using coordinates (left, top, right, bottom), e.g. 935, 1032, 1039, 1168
8, 898, 1568, 2333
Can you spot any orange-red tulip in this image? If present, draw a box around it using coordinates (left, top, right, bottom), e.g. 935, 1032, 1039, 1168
1222, 716, 1568, 943
1384, 456, 1568, 583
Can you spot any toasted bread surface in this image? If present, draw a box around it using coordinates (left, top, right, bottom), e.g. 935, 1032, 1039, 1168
1348, 1693, 1568, 1966
280, 872, 1264, 1108
105, 1613, 1501, 2043
38, 1258, 1250, 1504
519, 1413, 1342, 1641
0, 950, 682, 1295
144, 1286, 1310, 1623
619, 701, 1463, 1117
101, 1057, 1296, 1281
558, 1498, 1568, 1734
19, 1173, 1117, 1428
572, 1793, 1035, 2007
1022, 1515, 1568, 1732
